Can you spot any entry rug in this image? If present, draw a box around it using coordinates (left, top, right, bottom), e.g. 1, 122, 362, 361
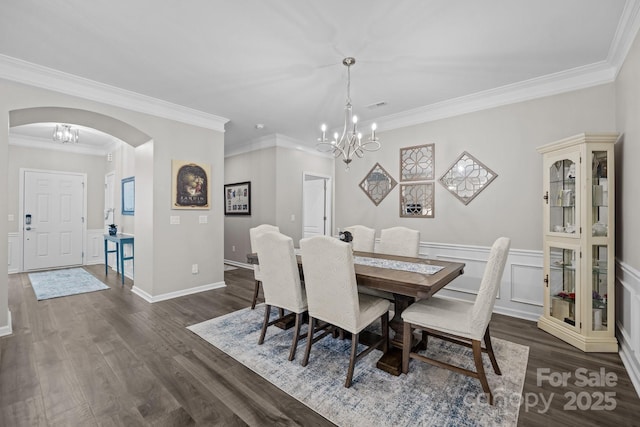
29, 268, 110, 300
188, 307, 529, 426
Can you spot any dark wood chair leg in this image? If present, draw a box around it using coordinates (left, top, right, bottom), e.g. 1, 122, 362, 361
484, 326, 501, 375
345, 332, 359, 388
402, 321, 412, 374
472, 339, 493, 405
251, 280, 261, 309
278, 308, 285, 318
381, 312, 389, 353
288, 312, 302, 361
421, 330, 429, 349
301, 317, 315, 367
258, 304, 271, 344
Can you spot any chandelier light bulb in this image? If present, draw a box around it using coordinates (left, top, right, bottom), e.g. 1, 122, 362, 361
352, 115, 358, 124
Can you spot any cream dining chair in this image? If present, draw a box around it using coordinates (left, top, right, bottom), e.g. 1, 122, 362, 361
254, 230, 308, 361
344, 225, 376, 253
376, 226, 420, 258
401, 237, 511, 405
249, 224, 279, 309
299, 235, 390, 388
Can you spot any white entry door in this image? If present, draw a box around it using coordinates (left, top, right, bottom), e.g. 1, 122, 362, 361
303, 173, 332, 238
23, 170, 85, 271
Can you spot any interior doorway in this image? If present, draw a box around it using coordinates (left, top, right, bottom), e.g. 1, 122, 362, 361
21, 169, 86, 271
302, 172, 332, 238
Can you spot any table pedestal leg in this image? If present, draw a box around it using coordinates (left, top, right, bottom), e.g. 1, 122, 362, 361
376, 293, 415, 376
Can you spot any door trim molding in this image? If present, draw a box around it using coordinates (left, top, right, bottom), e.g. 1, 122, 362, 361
302, 171, 333, 238
19, 168, 88, 271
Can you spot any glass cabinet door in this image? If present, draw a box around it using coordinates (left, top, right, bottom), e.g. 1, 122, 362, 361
591, 151, 608, 237
547, 245, 580, 330
591, 245, 608, 332
548, 158, 577, 235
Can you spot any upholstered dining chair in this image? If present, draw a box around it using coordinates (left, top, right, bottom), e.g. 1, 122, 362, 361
401, 237, 511, 405
254, 231, 308, 361
249, 224, 279, 309
376, 226, 420, 257
299, 235, 390, 388
344, 225, 376, 253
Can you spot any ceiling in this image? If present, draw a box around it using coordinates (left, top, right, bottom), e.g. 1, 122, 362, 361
0, 0, 635, 153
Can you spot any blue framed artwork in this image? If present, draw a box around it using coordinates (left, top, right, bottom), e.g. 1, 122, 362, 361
122, 176, 135, 215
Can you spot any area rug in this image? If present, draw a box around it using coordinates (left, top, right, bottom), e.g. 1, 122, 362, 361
188, 307, 529, 426
28, 268, 110, 300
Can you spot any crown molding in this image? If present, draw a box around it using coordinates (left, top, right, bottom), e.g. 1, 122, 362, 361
0, 54, 229, 132
376, 61, 617, 133
374, 0, 640, 134
225, 133, 333, 160
609, 0, 640, 73
9, 134, 111, 156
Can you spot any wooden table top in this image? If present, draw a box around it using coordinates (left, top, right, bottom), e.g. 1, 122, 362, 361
247, 250, 465, 300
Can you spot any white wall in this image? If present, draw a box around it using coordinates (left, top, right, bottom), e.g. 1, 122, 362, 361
615, 23, 640, 396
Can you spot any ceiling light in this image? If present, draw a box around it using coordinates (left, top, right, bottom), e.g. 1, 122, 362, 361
53, 124, 79, 144
316, 57, 380, 169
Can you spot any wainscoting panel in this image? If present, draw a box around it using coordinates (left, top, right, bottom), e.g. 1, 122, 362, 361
419, 242, 543, 321
86, 229, 105, 265
8, 233, 20, 274
617, 260, 640, 397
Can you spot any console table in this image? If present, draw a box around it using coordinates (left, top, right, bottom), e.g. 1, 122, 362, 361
104, 233, 134, 285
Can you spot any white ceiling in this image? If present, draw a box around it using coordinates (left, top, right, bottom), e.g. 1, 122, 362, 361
0, 0, 636, 152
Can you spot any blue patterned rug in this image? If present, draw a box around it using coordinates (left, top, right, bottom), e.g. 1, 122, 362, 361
28, 268, 110, 300
188, 307, 529, 426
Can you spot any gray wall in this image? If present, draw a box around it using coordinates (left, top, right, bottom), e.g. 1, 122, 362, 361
615, 28, 640, 271
334, 83, 617, 251
224, 143, 333, 263
0, 79, 225, 333
7, 145, 107, 231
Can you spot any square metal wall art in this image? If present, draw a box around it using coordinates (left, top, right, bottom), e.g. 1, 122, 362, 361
439, 151, 497, 205
400, 143, 435, 181
400, 183, 434, 218
359, 163, 397, 206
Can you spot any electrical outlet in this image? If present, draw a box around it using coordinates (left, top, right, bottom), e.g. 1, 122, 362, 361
170, 215, 180, 225
232, 245, 236, 252
199, 215, 208, 224
192, 264, 199, 274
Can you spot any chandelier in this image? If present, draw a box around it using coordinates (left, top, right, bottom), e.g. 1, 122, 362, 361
53, 124, 79, 144
316, 57, 380, 169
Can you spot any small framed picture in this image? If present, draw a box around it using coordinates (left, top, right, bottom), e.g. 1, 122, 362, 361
224, 181, 251, 215
121, 176, 135, 215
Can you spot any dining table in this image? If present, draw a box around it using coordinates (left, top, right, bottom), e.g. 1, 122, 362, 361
246, 250, 465, 375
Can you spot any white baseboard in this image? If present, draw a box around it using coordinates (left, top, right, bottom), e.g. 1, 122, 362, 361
224, 259, 253, 270
132, 281, 226, 303
0, 310, 13, 337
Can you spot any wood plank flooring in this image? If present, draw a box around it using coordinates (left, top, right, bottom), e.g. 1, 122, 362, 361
1, 265, 638, 426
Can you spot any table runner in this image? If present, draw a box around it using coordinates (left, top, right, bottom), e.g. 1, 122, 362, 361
353, 256, 444, 275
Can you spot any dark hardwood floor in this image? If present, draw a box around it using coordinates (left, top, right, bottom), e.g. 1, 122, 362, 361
1, 265, 638, 426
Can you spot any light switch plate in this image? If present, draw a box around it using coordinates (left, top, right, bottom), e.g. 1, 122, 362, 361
170, 215, 180, 225
199, 215, 208, 224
